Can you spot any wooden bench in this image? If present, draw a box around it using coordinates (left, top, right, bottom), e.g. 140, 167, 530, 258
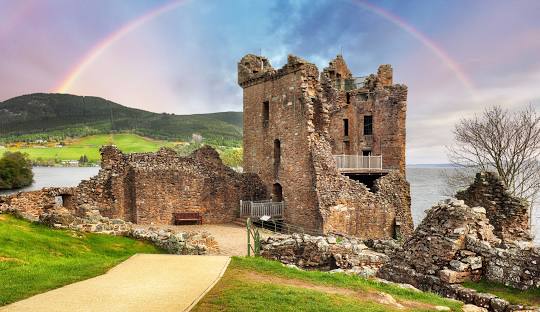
173, 212, 202, 225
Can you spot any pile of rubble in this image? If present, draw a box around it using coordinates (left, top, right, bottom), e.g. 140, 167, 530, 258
2, 205, 218, 255
130, 227, 217, 255
260, 233, 390, 277
378, 198, 539, 311
39, 207, 132, 235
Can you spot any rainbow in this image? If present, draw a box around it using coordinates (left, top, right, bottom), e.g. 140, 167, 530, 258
352, 0, 475, 91
54, 0, 474, 93
55, 0, 190, 93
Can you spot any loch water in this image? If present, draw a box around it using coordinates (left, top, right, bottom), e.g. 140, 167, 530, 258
2, 166, 538, 244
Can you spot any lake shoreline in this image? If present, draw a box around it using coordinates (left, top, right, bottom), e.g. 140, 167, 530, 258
1, 166, 538, 244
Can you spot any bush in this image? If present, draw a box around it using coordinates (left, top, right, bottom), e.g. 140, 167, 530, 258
0, 152, 33, 190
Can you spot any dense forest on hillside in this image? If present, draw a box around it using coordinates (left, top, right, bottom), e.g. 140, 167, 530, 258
0, 93, 243, 145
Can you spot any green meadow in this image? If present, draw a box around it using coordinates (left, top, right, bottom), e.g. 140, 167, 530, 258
0, 214, 162, 306
3, 133, 177, 164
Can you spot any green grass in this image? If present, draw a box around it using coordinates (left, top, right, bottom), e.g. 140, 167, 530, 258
199, 278, 404, 312
0, 214, 163, 306
463, 279, 540, 306
194, 257, 463, 312
4, 133, 177, 163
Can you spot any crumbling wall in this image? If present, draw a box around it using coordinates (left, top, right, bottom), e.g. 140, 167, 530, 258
378, 199, 539, 310
0, 187, 75, 220
456, 172, 531, 242
75, 145, 267, 225
311, 134, 412, 239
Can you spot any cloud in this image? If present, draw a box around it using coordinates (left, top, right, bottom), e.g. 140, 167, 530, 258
0, 0, 539, 164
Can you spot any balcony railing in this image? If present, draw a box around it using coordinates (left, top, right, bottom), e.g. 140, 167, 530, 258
240, 200, 284, 218
333, 155, 383, 170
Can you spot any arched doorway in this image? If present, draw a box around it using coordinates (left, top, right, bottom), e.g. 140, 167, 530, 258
272, 183, 283, 202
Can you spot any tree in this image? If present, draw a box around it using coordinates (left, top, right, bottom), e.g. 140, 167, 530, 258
0, 151, 34, 190
447, 105, 540, 204
78, 154, 89, 165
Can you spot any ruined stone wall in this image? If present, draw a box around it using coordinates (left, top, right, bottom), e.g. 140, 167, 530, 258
378, 199, 539, 311
456, 172, 531, 241
311, 135, 412, 239
0, 187, 75, 220
74, 145, 267, 225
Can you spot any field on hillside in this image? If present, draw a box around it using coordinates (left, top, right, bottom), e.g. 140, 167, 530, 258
1, 133, 243, 167
0, 214, 162, 306
2, 133, 179, 164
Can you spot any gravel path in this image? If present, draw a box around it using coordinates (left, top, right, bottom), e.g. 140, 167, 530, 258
137, 223, 270, 256
1, 255, 230, 312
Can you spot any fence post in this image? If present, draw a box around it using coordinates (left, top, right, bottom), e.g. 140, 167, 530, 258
254, 230, 261, 256
246, 218, 251, 257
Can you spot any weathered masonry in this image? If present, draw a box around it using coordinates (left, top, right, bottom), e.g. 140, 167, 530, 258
238, 54, 413, 239
21, 146, 266, 225
74, 146, 267, 224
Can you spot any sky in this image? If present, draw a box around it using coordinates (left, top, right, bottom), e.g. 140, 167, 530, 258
0, 0, 539, 164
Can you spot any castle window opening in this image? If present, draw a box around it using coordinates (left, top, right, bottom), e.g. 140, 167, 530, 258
362, 150, 371, 156
343, 119, 349, 137
364, 115, 373, 135
263, 101, 269, 127
346, 92, 350, 104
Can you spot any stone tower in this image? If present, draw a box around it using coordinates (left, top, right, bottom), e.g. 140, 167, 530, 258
238, 54, 412, 239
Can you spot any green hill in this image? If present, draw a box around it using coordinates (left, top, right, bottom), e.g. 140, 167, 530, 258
0, 93, 243, 144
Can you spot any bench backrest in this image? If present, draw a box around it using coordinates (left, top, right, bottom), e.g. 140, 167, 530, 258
173, 212, 201, 219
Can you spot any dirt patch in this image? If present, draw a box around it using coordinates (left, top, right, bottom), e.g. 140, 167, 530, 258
0, 214, 7, 221
0, 256, 25, 264
239, 270, 442, 311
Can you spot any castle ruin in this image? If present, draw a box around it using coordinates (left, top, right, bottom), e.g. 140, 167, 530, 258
1, 53, 414, 240
238, 54, 412, 238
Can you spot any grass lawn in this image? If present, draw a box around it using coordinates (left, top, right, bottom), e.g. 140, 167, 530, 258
194, 257, 463, 312
4, 133, 177, 163
0, 214, 163, 306
463, 279, 540, 307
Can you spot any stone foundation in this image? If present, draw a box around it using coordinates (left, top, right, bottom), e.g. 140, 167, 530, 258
260, 233, 389, 277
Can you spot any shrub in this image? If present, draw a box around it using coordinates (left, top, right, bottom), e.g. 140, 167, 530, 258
0, 151, 33, 190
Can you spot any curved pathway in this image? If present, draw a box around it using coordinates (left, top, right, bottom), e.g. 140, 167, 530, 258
1, 254, 230, 312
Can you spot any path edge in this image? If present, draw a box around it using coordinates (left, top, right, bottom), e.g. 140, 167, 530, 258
184, 256, 231, 311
